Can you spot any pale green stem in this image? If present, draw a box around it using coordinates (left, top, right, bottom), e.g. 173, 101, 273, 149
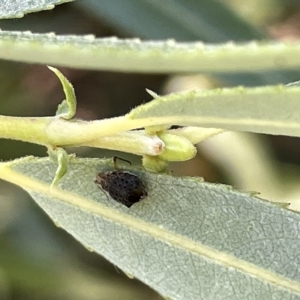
82, 131, 164, 156
0, 116, 52, 146
0, 114, 164, 147
0, 115, 137, 147
0, 114, 223, 151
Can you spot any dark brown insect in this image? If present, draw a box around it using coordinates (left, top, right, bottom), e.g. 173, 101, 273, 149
95, 157, 147, 208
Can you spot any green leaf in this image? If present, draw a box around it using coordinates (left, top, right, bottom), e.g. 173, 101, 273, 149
0, 31, 300, 73
1, 156, 300, 299
75, 0, 293, 86
1, 83, 300, 149
0, 0, 73, 19
128, 85, 300, 137
47, 147, 73, 187
48, 66, 77, 120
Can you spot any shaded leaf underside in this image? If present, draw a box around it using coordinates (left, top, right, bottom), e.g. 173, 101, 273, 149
0, 156, 299, 299
127, 85, 300, 137
0, 31, 299, 73
0, 0, 73, 19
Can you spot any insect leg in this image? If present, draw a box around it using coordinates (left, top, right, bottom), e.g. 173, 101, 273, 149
113, 156, 132, 169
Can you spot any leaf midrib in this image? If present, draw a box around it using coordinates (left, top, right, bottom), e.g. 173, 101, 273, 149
0, 163, 299, 294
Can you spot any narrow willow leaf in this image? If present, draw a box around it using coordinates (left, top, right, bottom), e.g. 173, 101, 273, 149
47, 147, 72, 187
75, 0, 293, 86
1, 85, 300, 147
0, 31, 300, 73
1, 157, 300, 299
49, 66, 77, 119
0, 0, 73, 19
128, 85, 300, 137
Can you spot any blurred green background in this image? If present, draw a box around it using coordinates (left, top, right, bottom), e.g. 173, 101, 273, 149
0, 0, 300, 299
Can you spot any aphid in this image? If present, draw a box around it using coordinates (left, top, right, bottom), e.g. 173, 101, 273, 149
95, 157, 147, 208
